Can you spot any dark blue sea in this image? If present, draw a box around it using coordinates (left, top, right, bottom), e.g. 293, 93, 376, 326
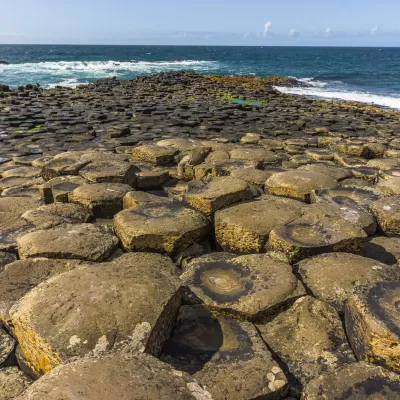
1, 45, 400, 109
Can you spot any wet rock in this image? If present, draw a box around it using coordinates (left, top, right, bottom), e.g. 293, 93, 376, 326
265, 170, 337, 203
16, 353, 212, 400
69, 183, 131, 218
0, 367, 32, 400
17, 223, 118, 261
0, 258, 84, 326
181, 252, 305, 321
114, 202, 211, 255
183, 177, 253, 216
370, 196, 400, 235
21, 203, 91, 229
302, 362, 400, 400
161, 305, 288, 400
258, 296, 356, 396
297, 253, 400, 313
9, 253, 182, 376
345, 281, 400, 372
214, 195, 305, 253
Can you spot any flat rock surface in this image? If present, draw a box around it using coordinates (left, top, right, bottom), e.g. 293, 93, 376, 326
0, 367, 32, 400
9, 253, 182, 376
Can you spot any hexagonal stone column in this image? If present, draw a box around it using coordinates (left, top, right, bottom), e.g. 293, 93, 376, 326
9, 253, 182, 376
302, 362, 400, 400
161, 305, 288, 400
345, 281, 400, 373
258, 296, 356, 397
181, 252, 305, 321
114, 202, 211, 256
17, 223, 119, 261
16, 353, 212, 400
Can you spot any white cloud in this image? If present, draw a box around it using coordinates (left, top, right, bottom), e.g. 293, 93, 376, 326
288, 28, 298, 38
371, 25, 379, 35
263, 21, 272, 37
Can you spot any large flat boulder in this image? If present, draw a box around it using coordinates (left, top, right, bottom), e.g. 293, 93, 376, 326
9, 253, 182, 376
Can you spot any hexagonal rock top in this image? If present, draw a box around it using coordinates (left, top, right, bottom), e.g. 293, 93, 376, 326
132, 144, 178, 166
114, 202, 211, 256
183, 177, 253, 217
370, 196, 400, 236
345, 281, 400, 373
69, 183, 132, 218
161, 305, 288, 400
9, 253, 182, 377
214, 195, 305, 253
296, 253, 400, 313
17, 223, 119, 261
265, 170, 337, 203
258, 296, 356, 396
16, 353, 213, 400
181, 252, 305, 321
302, 362, 400, 400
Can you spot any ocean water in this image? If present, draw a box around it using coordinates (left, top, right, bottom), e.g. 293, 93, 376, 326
1, 45, 400, 109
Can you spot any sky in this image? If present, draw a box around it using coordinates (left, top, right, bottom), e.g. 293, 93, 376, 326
1, 0, 400, 46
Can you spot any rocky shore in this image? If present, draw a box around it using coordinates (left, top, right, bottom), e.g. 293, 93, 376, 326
0, 71, 399, 399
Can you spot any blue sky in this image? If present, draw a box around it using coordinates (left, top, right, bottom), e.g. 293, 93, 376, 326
1, 0, 400, 46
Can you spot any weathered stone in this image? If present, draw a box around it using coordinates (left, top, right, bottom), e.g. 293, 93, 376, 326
132, 144, 178, 165
215, 195, 305, 253
9, 253, 182, 376
362, 236, 400, 266
79, 161, 137, 186
0, 213, 35, 253
345, 281, 400, 373
114, 202, 211, 255
122, 191, 170, 209
21, 203, 91, 229
43, 175, 86, 203
0, 258, 84, 326
0, 367, 32, 400
41, 153, 90, 180
0, 328, 16, 368
297, 253, 400, 313
17, 223, 118, 261
0, 252, 17, 272
1, 167, 41, 179
302, 362, 400, 400
0, 197, 42, 215
377, 176, 400, 195
135, 165, 170, 190
230, 168, 273, 187
370, 196, 400, 235
184, 177, 253, 216
16, 353, 212, 400
161, 305, 288, 400
265, 170, 337, 203
258, 296, 356, 396
69, 183, 132, 218
181, 252, 305, 321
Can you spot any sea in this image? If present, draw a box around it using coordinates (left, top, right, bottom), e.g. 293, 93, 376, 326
1, 45, 400, 109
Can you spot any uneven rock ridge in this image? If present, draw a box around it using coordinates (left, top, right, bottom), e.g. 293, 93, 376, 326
0, 71, 399, 399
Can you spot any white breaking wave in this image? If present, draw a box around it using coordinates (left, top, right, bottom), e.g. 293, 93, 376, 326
275, 85, 400, 110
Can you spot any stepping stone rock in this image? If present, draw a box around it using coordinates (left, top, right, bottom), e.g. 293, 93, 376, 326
16, 353, 212, 400
114, 202, 211, 255
21, 203, 91, 229
377, 177, 400, 195
298, 163, 352, 182
184, 177, 253, 217
0, 258, 84, 326
69, 183, 132, 218
79, 160, 137, 186
345, 281, 400, 373
9, 253, 182, 376
181, 252, 305, 321
267, 210, 367, 263
132, 144, 178, 166
362, 236, 400, 266
265, 170, 337, 203
161, 305, 288, 400
297, 253, 400, 313
1, 166, 41, 179
41, 153, 90, 180
122, 191, 170, 209
41, 175, 86, 203
370, 196, 400, 236
0, 367, 32, 400
302, 362, 400, 400
214, 195, 305, 253
17, 223, 118, 261
0, 197, 43, 215
0, 328, 16, 368
258, 296, 356, 396
0, 213, 35, 253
